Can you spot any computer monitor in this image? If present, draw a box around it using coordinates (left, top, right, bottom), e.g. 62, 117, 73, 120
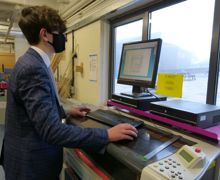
117, 38, 162, 98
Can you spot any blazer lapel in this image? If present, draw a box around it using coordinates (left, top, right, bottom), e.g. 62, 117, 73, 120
26, 48, 65, 119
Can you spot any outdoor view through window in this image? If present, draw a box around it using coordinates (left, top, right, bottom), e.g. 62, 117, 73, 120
114, 20, 143, 94
150, 0, 215, 103
114, 0, 215, 104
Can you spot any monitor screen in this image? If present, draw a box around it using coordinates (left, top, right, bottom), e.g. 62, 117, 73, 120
117, 39, 162, 97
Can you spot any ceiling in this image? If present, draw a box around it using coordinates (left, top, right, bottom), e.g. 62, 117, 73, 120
0, 0, 71, 44
0, 0, 158, 44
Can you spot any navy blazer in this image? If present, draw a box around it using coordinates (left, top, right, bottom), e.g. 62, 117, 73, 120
1, 48, 108, 180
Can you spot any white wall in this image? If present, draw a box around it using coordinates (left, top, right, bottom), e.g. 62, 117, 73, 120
70, 20, 109, 106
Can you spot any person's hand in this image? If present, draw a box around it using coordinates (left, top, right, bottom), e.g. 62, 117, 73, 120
68, 106, 91, 117
107, 123, 138, 142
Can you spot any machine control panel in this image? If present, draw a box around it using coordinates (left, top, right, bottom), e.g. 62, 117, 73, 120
140, 145, 206, 180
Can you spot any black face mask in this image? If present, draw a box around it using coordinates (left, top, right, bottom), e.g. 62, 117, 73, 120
48, 33, 66, 53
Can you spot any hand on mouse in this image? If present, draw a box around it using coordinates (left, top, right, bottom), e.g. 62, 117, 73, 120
107, 123, 138, 141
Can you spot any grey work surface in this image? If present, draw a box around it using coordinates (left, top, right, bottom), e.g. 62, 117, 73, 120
67, 115, 194, 173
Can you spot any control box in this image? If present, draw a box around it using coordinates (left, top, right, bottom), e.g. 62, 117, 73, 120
150, 100, 220, 128
140, 145, 206, 180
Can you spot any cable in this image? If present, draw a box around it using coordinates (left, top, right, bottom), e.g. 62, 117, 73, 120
146, 88, 163, 100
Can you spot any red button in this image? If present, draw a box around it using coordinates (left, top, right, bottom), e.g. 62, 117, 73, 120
195, 147, 201, 153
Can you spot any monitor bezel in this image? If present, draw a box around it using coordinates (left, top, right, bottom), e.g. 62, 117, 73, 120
117, 38, 162, 89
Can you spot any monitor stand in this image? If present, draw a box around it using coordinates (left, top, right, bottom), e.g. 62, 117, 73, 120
112, 86, 167, 110
120, 86, 151, 98
120, 92, 151, 98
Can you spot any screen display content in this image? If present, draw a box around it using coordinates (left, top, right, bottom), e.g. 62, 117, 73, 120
118, 39, 162, 98
179, 149, 194, 163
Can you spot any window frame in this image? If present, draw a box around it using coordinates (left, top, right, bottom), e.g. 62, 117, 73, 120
206, 0, 220, 104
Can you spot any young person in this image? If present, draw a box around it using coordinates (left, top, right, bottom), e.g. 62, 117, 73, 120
0, 6, 137, 180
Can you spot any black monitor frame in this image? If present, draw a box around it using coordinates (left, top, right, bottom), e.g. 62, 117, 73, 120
117, 38, 162, 97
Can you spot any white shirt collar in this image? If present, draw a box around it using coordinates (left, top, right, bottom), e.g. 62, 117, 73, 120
30, 46, 51, 68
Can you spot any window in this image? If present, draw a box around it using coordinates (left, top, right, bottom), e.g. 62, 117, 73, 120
110, 0, 219, 105
113, 19, 143, 94
149, 0, 215, 103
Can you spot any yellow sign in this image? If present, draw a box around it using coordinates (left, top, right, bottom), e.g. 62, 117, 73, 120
156, 73, 184, 98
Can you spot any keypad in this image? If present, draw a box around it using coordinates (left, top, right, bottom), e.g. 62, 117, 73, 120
150, 157, 185, 179
146, 145, 206, 180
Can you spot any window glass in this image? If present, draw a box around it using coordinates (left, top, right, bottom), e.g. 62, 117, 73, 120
150, 0, 215, 103
114, 20, 143, 94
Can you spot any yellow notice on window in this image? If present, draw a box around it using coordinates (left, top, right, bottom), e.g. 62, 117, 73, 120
156, 73, 184, 98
